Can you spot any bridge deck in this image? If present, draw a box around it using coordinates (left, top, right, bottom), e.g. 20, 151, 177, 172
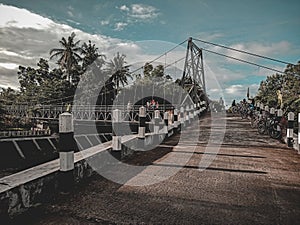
16, 115, 300, 224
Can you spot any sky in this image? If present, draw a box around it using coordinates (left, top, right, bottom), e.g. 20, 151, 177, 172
0, 0, 299, 106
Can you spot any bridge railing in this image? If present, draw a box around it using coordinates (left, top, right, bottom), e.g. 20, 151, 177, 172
0, 129, 51, 138
4, 104, 179, 120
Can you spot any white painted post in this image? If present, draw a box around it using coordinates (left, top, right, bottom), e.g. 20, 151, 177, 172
127, 101, 133, 121
174, 109, 178, 129
138, 106, 146, 139
270, 107, 275, 117
164, 111, 169, 136
260, 103, 264, 110
59, 112, 74, 192
193, 104, 197, 118
153, 110, 160, 144
186, 105, 190, 125
256, 102, 260, 112
202, 101, 207, 113
112, 109, 122, 151
154, 110, 160, 134
277, 109, 283, 133
287, 112, 294, 148
180, 106, 184, 129
170, 111, 174, 126
264, 105, 269, 112
190, 104, 194, 121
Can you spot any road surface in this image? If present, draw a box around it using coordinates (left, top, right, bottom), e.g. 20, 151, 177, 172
7, 115, 300, 224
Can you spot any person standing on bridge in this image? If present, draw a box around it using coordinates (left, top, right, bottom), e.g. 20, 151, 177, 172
219, 97, 224, 110
277, 89, 283, 109
232, 99, 236, 107
65, 103, 71, 112
155, 101, 159, 109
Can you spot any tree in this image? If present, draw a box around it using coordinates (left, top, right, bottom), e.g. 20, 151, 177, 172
143, 63, 164, 79
18, 65, 39, 103
49, 32, 82, 82
0, 88, 23, 129
0, 101, 5, 130
81, 40, 103, 70
152, 64, 164, 78
129, 62, 182, 104
256, 73, 284, 107
0, 87, 20, 103
256, 61, 300, 112
18, 58, 75, 104
143, 62, 153, 78
107, 52, 132, 91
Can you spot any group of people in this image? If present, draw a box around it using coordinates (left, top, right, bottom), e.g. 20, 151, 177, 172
146, 99, 159, 109
232, 98, 255, 108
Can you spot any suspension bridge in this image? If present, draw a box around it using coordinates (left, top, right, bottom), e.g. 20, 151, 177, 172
0, 37, 299, 224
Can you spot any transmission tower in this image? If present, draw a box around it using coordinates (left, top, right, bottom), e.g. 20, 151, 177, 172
181, 37, 206, 103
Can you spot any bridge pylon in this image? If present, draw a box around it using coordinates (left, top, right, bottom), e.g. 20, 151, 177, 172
181, 37, 206, 104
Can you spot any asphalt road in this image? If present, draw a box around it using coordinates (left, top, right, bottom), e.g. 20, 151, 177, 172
7, 114, 300, 225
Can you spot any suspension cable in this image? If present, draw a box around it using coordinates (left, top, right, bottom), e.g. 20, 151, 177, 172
193, 38, 295, 66
201, 47, 299, 77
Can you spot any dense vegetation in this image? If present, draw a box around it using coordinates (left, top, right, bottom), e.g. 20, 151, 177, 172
255, 61, 300, 114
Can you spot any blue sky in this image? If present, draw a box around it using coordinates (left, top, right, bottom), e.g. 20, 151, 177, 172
0, 0, 299, 105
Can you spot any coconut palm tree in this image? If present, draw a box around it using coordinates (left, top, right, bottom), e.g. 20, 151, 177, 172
81, 40, 106, 70
107, 52, 132, 91
49, 32, 82, 82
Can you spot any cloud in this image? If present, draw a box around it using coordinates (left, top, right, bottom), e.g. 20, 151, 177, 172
0, 67, 20, 89
203, 54, 245, 85
232, 41, 290, 56
119, 5, 129, 12
0, 62, 19, 70
130, 4, 159, 20
114, 22, 128, 31
0, 3, 53, 29
67, 10, 74, 17
206, 83, 259, 107
225, 84, 244, 94
100, 19, 110, 26
255, 64, 286, 77
224, 41, 292, 64
67, 5, 74, 17
195, 32, 224, 42
0, 4, 168, 89
111, 4, 161, 32
0, 4, 123, 89
118, 4, 160, 24
225, 83, 259, 98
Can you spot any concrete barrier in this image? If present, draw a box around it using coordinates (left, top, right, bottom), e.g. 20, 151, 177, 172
0, 120, 181, 218
0, 137, 59, 169
0, 134, 112, 170
0, 135, 134, 219
284, 133, 299, 153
